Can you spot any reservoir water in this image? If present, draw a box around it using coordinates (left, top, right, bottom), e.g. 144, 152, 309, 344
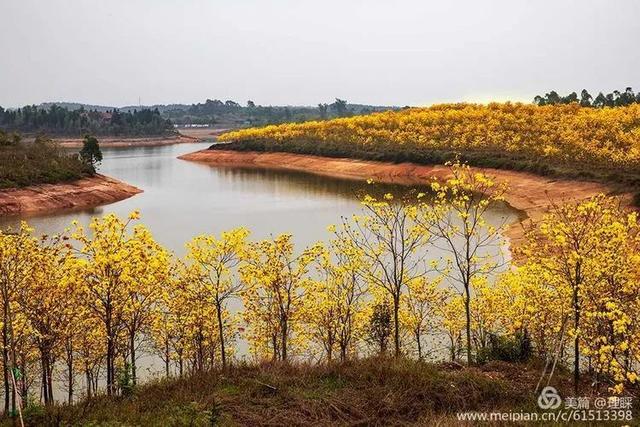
1, 142, 520, 255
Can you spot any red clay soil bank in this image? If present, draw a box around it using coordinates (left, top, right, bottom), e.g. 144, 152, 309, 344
0, 174, 142, 216
179, 149, 628, 245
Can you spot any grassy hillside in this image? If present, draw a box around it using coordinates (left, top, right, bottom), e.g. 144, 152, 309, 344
0, 132, 93, 188
217, 103, 640, 186
12, 359, 592, 426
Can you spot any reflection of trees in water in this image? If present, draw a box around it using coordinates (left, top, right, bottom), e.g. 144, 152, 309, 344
214, 166, 426, 201
212, 167, 520, 225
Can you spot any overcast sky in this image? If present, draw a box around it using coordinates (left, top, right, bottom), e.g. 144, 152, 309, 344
1, 0, 638, 108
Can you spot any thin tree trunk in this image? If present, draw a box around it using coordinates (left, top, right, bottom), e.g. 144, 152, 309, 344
85, 368, 92, 399
41, 356, 49, 406
340, 343, 347, 362
67, 349, 74, 404
393, 294, 400, 357
164, 338, 170, 378
3, 311, 10, 412
11, 349, 17, 415
281, 319, 288, 362
130, 329, 137, 386
216, 302, 227, 369
271, 334, 278, 361
573, 262, 581, 395
46, 357, 53, 404
106, 337, 113, 395
464, 284, 472, 366
573, 287, 580, 394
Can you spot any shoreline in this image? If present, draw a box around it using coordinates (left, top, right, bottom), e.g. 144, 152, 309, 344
52, 128, 234, 148
179, 149, 628, 245
0, 174, 142, 217
53, 134, 196, 148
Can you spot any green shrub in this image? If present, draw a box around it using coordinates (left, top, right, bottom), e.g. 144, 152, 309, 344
477, 330, 532, 364
0, 133, 94, 188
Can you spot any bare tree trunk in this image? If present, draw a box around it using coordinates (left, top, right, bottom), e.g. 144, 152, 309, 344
216, 301, 227, 369
67, 349, 74, 404
573, 287, 580, 394
393, 294, 400, 357
46, 358, 53, 404
464, 285, 472, 366
130, 329, 137, 386
164, 338, 170, 378
86, 368, 92, 399
281, 319, 288, 362
41, 356, 49, 406
3, 310, 10, 412
573, 264, 582, 395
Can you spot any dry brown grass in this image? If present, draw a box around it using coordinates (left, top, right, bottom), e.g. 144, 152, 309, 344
11, 358, 606, 426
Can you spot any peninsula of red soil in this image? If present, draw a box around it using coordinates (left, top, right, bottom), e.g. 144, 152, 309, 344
0, 174, 142, 216
179, 149, 627, 245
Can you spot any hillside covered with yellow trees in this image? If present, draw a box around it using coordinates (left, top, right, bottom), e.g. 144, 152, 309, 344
218, 103, 640, 184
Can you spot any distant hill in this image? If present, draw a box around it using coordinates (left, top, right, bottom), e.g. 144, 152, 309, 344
0, 104, 174, 137
38, 102, 116, 112
31, 99, 402, 128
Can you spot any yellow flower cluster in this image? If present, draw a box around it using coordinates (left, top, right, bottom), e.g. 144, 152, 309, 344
219, 103, 640, 171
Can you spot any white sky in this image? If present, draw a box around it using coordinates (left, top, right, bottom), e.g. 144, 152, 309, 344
1, 0, 638, 108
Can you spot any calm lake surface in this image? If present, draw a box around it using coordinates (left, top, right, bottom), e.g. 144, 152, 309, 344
0, 142, 521, 394
1, 143, 520, 250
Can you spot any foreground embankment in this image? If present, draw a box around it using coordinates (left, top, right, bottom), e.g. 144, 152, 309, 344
179, 149, 627, 244
12, 359, 586, 426
0, 174, 141, 216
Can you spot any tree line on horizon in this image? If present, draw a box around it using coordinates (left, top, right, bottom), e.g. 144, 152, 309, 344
534, 87, 640, 107
0, 104, 174, 137
165, 98, 397, 126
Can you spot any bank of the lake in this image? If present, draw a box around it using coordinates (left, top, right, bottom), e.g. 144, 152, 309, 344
53, 134, 193, 148
0, 174, 141, 216
51, 128, 235, 148
179, 149, 629, 244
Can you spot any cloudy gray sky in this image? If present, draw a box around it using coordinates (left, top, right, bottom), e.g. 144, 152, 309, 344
1, 0, 638, 108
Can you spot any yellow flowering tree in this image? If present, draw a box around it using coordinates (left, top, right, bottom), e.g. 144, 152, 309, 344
185, 228, 249, 369
332, 192, 432, 357
67, 211, 164, 395
400, 276, 445, 360
515, 195, 640, 393
240, 234, 321, 362
417, 162, 509, 366
304, 240, 368, 362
